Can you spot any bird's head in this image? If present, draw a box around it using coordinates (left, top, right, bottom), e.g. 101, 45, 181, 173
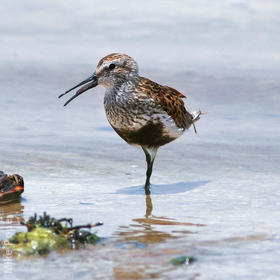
59, 53, 139, 106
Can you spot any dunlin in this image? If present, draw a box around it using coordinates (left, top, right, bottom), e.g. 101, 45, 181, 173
59, 53, 202, 194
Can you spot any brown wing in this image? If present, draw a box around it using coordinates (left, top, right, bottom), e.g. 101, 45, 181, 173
162, 86, 186, 98
138, 77, 193, 129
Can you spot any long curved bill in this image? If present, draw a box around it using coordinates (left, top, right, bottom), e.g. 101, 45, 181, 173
59, 73, 98, 106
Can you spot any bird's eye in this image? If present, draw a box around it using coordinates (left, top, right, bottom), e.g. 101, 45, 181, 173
108, 63, 115, 70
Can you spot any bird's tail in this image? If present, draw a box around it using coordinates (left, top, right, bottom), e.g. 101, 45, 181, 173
191, 109, 204, 134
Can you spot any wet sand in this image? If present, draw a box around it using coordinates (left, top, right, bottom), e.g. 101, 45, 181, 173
1, 1, 280, 279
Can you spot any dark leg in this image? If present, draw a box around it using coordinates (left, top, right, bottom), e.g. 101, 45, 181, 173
142, 146, 158, 194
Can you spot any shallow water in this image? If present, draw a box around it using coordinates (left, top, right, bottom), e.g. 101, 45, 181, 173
1, 1, 280, 279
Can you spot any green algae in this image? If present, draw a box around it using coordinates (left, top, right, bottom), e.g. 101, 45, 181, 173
1, 212, 102, 257
170, 256, 196, 266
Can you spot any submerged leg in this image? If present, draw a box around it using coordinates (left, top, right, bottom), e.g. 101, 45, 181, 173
142, 146, 158, 194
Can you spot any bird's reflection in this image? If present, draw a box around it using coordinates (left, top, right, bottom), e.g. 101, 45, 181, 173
145, 193, 152, 218
117, 192, 204, 246
113, 192, 203, 279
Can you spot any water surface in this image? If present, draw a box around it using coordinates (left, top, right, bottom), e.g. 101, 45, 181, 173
0, 1, 280, 279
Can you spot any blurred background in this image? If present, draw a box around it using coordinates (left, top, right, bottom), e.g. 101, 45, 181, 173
1, 0, 280, 72
0, 1, 280, 279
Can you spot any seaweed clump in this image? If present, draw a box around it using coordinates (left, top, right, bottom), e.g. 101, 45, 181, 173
1, 212, 102, 256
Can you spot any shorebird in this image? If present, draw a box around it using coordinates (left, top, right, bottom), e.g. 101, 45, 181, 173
59, 53, 201, 194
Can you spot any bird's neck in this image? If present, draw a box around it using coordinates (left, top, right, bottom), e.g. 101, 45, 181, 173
106, 74, 141, 93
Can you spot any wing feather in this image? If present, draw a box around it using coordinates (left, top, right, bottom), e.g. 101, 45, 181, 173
138, 77, 193, 129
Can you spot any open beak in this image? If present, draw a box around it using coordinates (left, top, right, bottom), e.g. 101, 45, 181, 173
59, 73, 98, 106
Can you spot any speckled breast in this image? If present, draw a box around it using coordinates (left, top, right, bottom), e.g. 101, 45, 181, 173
104, 89, 184, 147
